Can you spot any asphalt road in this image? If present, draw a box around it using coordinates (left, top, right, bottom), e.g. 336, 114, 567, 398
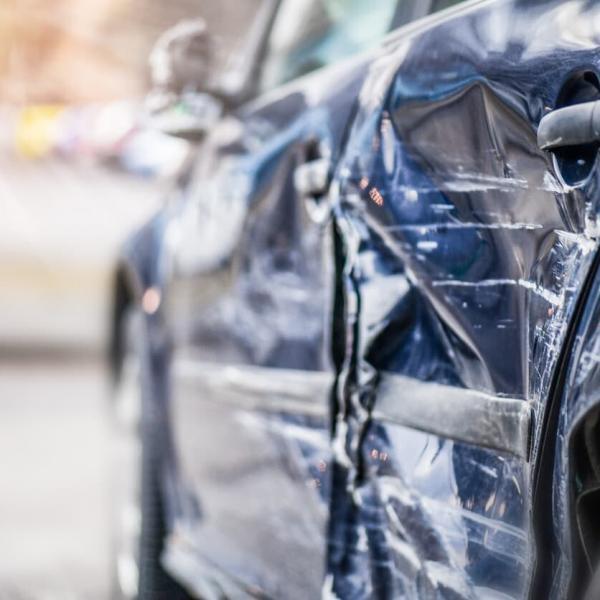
0, 144, 168, 598
0, 357, 111, 599
0, 152, 164, 599
0, 156, 161, 351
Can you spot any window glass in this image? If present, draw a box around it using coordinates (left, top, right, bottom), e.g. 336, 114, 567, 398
259, 0, 399, 92
429, 0, 465, 14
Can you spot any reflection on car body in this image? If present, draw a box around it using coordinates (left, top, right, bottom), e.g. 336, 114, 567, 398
111, 0, 600, 598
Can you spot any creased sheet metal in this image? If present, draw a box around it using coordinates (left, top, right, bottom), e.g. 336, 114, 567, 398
326, 0, 600, 598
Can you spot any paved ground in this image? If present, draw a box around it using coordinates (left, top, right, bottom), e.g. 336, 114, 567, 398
0, 156, 162, 350
0, 143, 165, 599
0, 151, 165, 599
0, 358, 112, 599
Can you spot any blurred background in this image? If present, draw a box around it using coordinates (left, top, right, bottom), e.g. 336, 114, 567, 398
0, 1, 257, 597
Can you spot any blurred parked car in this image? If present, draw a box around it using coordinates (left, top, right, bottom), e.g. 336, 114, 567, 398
13, 100, 190, 179
110, 0, 600, 598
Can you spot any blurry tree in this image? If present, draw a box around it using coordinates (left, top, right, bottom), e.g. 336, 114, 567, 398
0, 0, 260, 104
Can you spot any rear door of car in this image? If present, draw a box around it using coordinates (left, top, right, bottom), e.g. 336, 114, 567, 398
325, 0, 600, 598
162, 1, 411, 597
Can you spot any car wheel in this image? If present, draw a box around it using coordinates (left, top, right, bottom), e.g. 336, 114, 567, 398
567, 406, 600, 600
111, 308, 191, 600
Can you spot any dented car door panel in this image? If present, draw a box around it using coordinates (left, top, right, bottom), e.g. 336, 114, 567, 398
327, 0, 600, 597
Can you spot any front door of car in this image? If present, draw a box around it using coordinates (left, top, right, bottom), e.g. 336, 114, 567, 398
163, 1, 404, 596
325, 0, 600, 598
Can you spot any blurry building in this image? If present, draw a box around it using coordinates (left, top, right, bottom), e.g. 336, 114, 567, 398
0, 0, 260, 104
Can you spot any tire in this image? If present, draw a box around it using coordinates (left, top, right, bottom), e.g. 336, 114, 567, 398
111, 308, 192, 600
569, 407, 600, 600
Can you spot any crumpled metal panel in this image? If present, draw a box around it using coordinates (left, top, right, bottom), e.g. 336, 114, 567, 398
327, 424, 530, 599
327, 1, 600, 598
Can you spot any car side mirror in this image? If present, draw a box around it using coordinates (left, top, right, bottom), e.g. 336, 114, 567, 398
145, 19, 224, 141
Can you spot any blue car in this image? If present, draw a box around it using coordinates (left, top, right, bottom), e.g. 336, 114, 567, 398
109, 0, 600, 598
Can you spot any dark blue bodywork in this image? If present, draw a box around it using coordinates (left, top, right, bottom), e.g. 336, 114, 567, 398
113, 1, 600, 597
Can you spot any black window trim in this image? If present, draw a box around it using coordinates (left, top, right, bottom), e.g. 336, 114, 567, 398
249, 0, 422, 101
239, 0, 474, 108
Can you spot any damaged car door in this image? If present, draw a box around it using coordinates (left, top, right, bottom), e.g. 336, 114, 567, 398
162, 1, 405, 597
326, 0, 600, 598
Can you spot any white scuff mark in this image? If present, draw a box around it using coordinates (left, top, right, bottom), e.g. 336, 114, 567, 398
356, 526, 369, 552
511, 475, 522, 496
431, 278, 563, 307
390, 182, 525, 195
542, 171, 563, 193
556, 229, 597, 255
416, 240, 439, 252
390, 172, 563, 195
432, 278, 518, 288
385, 222, 543, 232
473, 461, 499, 479
362, 273, 410, 327
455, 171, 528, 186
517, 279, 563, 307
321, 575, 343, 600
430, 203, 454, 211
541, 136, 564, 149
404, 266, 419, 288
381, 116, 396, 175
332, 419, 353, 469
405, 188, 419, 203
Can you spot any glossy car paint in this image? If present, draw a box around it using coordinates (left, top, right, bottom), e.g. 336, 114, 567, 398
326, 1, 600, 597
112, 0, 600, 598
159, 57, 372, 598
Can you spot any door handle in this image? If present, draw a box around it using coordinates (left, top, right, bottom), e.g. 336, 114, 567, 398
538, 100, 600, 151
294, 157, 332, 198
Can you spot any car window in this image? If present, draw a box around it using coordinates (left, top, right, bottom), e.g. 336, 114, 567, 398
258, 0, 400, 92
429, 0, 465, 14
